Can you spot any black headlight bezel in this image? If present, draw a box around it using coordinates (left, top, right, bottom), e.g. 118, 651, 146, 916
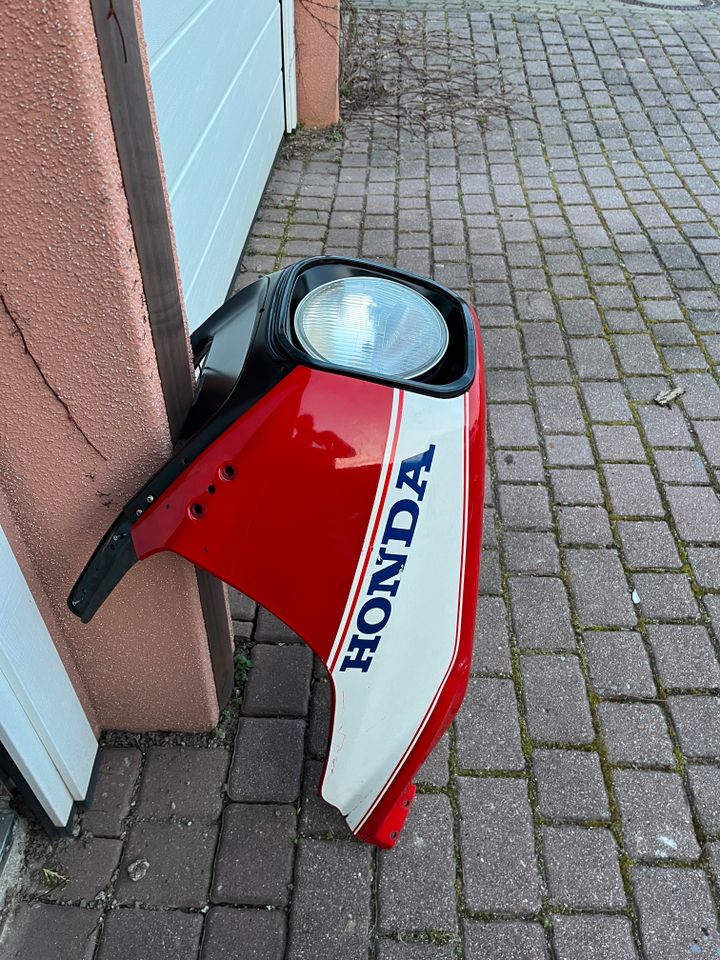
269, 257, 477, 399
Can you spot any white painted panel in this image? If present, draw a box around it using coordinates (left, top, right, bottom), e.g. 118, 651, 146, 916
0, 526, 97, 805
142, 0, 288, 331
0, 673, 74, 826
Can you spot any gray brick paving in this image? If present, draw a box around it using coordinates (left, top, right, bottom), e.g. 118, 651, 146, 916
378, 794, 458, 932
99, 911, 204, 960
5, 2, 720, 957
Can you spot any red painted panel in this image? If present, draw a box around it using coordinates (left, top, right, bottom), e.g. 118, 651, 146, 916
132, 367, 395, 660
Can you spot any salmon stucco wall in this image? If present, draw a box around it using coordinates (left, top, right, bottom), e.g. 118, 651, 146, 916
0, 0, 219, 732
296, 0, 341, 127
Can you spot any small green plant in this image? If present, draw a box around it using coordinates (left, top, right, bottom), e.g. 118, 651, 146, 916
233, 649, 252, 685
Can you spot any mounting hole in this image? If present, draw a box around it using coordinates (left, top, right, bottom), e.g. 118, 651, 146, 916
208, 484, 216, 494
390, 831, 398, 839
404, 800, 411, 808
189, 502, 204, 519
220, 464, 235, 481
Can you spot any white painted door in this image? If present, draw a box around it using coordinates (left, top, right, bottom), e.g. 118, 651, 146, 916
0, 526, 97, 827
141, 1, 297, 331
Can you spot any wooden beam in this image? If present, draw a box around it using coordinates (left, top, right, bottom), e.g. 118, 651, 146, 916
90, 0, 233, 709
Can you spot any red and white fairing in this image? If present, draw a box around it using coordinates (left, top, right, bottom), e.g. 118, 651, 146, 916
130, 345, 484, 847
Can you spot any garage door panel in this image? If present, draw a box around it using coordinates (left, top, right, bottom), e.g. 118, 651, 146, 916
167, 12, 283, 297
141, 0, 292, 330
184, 77, 285, 323
142, 0, 217, 60
148, 0, 279, 187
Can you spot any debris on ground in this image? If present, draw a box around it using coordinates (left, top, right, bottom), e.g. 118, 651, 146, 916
126, 859, 149, 882
654, 386, 686, 407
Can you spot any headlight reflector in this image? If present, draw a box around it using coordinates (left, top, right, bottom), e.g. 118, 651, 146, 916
294, 277, 448, 380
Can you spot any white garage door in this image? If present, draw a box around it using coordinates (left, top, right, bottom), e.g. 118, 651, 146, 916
0, 525, 97, 827
141, 1, 296, 331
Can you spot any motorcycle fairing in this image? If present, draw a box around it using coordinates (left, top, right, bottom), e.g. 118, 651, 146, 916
68, 257, 485, 847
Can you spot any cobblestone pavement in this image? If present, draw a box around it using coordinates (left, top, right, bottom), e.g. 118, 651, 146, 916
4, 3, 720, 959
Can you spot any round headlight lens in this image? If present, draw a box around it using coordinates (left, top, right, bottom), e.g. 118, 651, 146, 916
293, 277, 449, 380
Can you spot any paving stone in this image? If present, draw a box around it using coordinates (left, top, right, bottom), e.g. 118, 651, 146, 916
458, 776, 541, 915
503, 531, 560, 574
496, 450, 545, 483
594, 425, 647, 461
288, 840, 372, 960
378, 794, 457, 933
533, 749, 610, 821
603, 464, 664, 517
552, 915, 638, 960
632, 573, 700, 621
521, 655, 594, 745
695, 421, 720, 466
228, 717, 304, 802
669, 696, 720, 759
499, 484, 553, 529
200, 908, 285, 960
566, 549, 637, 627
474, 596, 512, 674
484, 328, 524, 368
299, 758, 350, 837
571, 339, 618, 379
416, 730, 450, 787
509, 577, 575, 650
116, 820, 217, 908
82, 747, 142, 837
43, 837, 122, 902
488, 369, 530, 403
255, 608, 301, 643
543, 826, 625, 909
687, 547, 720, 589
558, 506, 613, 545
0, 903, 101, 960
464, 921, 549, 960
632, 866, 720, 960
212, 804, 295, 906
545, 434, 595, 467
228, 587, 256, 621
647, 625, 720, 690
242, 644, 313, 717
617, 520, 682, 569
686, 765, 720, 836
308, 679, 331, 756
489, 404, 540, 448
584, 631, 656, 697
580, 382, 632, 422
550, 469, 604, 506
614, 770, 700, 861
134, 747, 227, 820
598, 702, 676, 768
655, 450, 712, 487
456, 678, 525, 772
98, 910, 203, 960
706, 841, 720, 899
639, 405, 695, 449
665, 486, 720, 543
535, 386, 585, 433
479, 547, 503, 595
377, 942, 455, 960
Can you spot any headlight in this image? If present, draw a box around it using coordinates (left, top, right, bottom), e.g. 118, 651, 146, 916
294, 277, 449, 380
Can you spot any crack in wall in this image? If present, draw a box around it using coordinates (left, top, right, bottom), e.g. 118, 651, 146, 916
0, 289, 108, 463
